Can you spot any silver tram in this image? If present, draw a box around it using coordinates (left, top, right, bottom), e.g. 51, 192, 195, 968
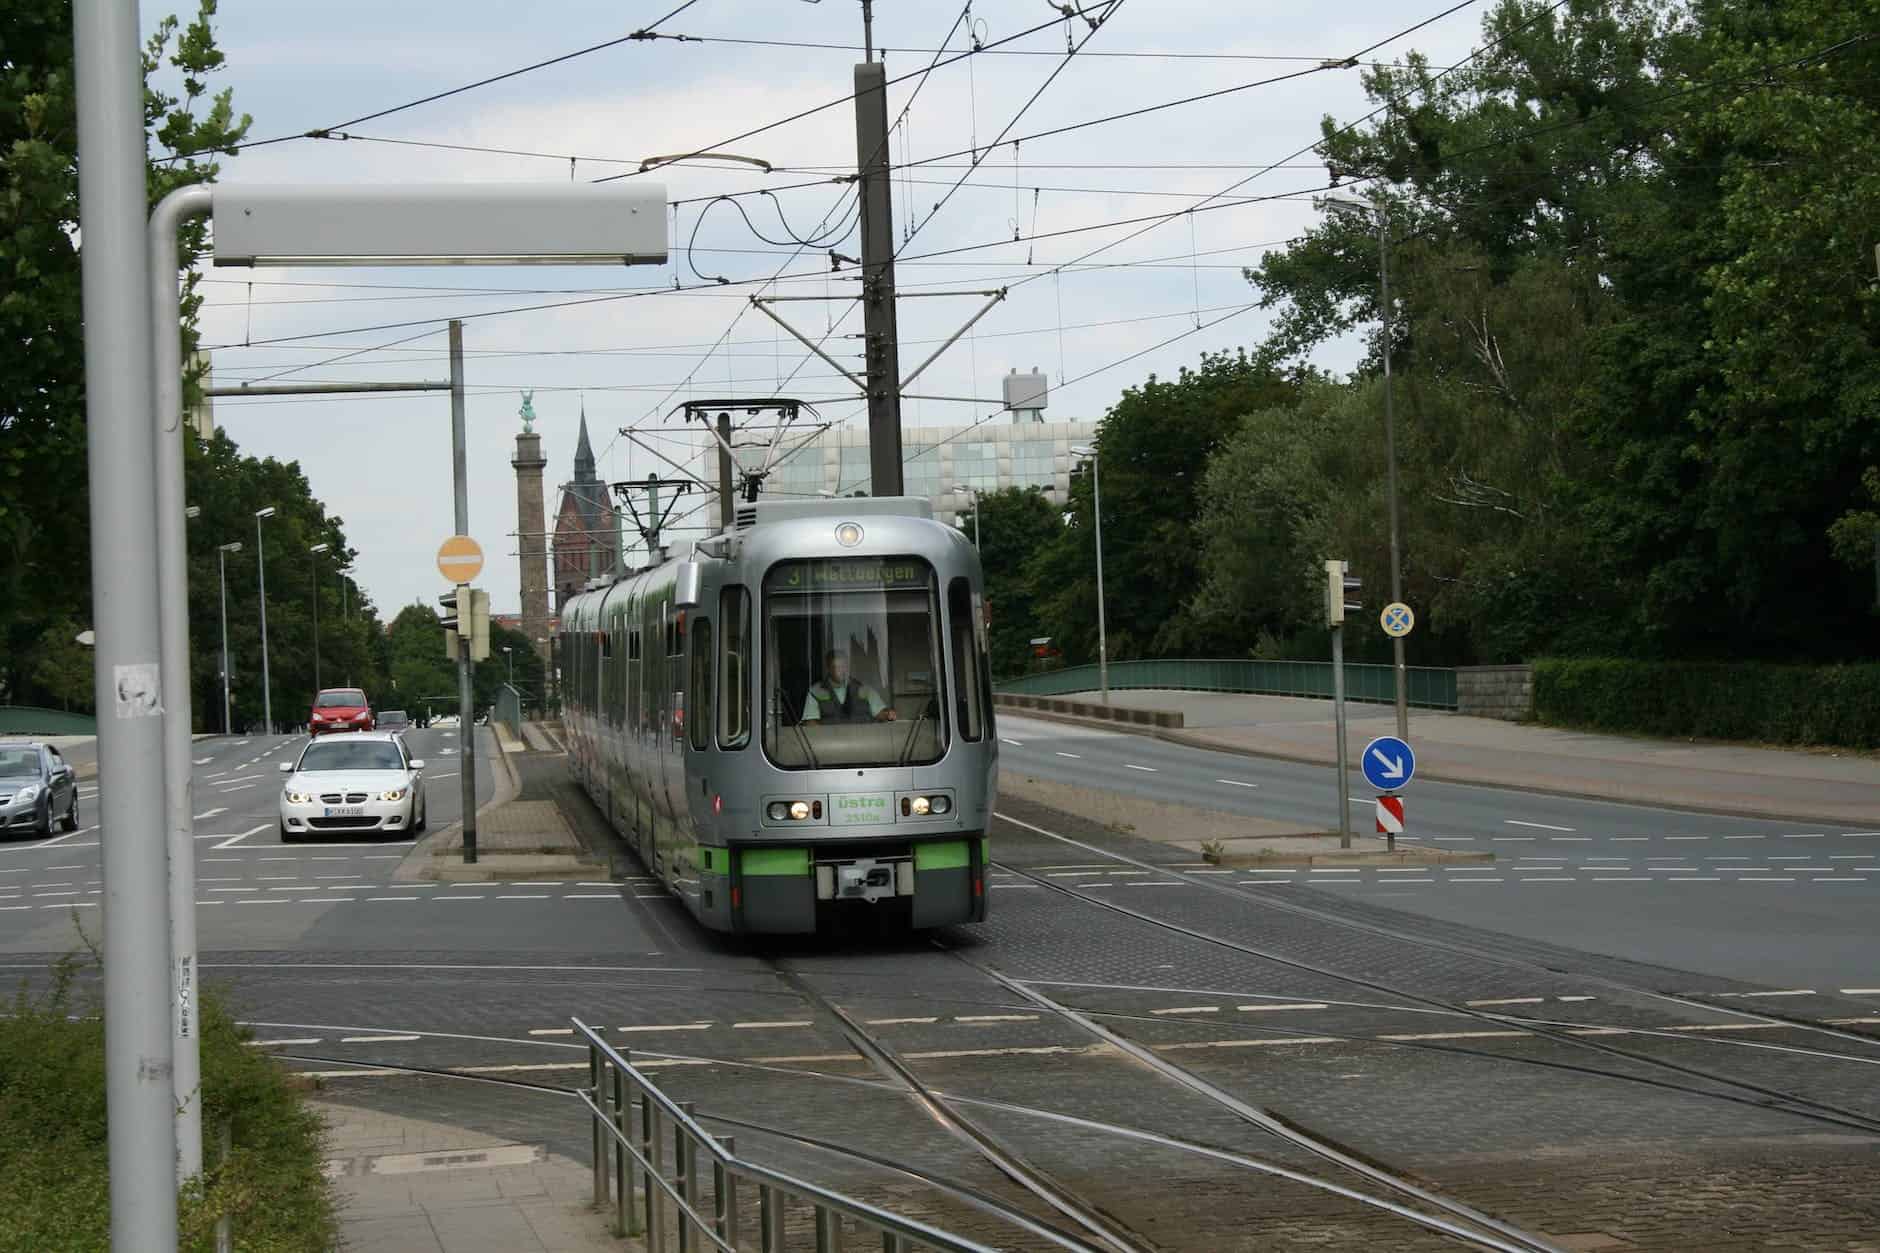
557, 497, 998, 933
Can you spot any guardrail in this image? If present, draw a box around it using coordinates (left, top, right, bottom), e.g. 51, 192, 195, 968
996, 658, 1458, 710
574, 1018, 996, 1252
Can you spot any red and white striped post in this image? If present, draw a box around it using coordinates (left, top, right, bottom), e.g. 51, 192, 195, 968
1375, 794, 1404, 852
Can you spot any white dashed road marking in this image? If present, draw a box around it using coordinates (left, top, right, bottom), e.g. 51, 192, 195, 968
1505, 820, 1575, 832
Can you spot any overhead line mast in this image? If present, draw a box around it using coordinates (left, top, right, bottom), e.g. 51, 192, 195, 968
854, 0, 905, 496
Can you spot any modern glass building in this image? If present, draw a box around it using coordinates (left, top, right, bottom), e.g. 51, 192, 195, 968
691, 418, 1101, 530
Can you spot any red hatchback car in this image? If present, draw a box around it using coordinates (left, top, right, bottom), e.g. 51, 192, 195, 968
309, 688, 374, 737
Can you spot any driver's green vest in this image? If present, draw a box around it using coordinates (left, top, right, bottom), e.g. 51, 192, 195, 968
810, 682, 867, 722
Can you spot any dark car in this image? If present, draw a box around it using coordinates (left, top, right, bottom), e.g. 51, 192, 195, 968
377, 709, 411, 733
0, 741, 80, 838
309, 687, 375, 737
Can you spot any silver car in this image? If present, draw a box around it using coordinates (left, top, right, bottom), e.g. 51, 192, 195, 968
0, 741, 80, 839
277, 732, 426, 843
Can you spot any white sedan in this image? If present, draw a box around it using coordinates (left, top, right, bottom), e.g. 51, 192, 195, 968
278, 731, 427, 843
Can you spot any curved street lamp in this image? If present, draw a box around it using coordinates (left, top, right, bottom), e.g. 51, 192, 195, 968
309, 542, 329, 691
951, 483, 981, 548
254, 507, 276, 731
216, 541, 242, 734
1070, 446, 1108, 704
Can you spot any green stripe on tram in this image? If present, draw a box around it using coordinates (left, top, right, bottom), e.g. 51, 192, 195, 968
741, 848, 809, 877
915, 841, 970, 872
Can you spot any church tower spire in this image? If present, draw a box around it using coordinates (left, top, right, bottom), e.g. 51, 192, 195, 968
573, 402, 596, 482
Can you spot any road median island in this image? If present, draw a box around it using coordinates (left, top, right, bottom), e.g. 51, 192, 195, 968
997, 772, 1490, 866
395, 727, 610, 884
0, 955, 336, 1252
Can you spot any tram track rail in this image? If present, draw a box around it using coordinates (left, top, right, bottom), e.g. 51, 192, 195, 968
990, 813, 1880, 1138
273, 1032, 1568, 1251
766, 962, 1160, 1253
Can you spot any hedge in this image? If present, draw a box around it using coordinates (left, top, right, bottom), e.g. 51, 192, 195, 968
1533, 659, 1880, 750
0, 956, 336, 1252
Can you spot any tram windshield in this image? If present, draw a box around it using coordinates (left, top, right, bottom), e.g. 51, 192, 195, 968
764, 557, 946, 769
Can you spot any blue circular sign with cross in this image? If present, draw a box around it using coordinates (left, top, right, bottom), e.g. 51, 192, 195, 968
1379, 601, 1415, 638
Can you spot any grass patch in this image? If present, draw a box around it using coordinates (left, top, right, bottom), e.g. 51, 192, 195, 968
0, 953, 336, 1252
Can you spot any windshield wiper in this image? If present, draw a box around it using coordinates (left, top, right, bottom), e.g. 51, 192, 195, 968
776, 687, 820, 770
897, 698, 935, 766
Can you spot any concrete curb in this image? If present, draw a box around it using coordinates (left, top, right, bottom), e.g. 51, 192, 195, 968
998, 702, 1877, 827
394, 731, 610, 884
391, 728, 520, 884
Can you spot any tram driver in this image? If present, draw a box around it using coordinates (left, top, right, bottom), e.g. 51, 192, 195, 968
800, 650, 899, 724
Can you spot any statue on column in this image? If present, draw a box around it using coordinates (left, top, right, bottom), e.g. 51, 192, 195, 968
518, 390, 536, 434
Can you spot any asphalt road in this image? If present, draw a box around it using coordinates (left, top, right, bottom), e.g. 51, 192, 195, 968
4, 730, 1876, 1248
0, 725, 498, 955
994, 712, 1880, 990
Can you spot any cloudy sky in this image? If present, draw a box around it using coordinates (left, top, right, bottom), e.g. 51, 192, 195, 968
160, 0, 1487, 619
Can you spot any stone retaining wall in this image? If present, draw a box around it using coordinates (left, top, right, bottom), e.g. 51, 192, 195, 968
1456, 664, 1533, 721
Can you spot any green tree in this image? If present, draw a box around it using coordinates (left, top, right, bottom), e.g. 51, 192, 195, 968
1026, 350, 1301, 664
1242, 0, 1880, 661
0, 1, 249, 705
385, 605, 458, 723
954, 487, 1065, 677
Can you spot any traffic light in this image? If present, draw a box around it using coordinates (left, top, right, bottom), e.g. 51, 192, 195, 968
439, 586, 472, 660
466, 588, 491, 662
440, 585, 490, 660
1325, 559, 1362, 626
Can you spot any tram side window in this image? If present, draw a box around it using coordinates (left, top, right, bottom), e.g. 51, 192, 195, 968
948, 577, 985, 742
690, 617, 714, 751
719, 586, 751, 749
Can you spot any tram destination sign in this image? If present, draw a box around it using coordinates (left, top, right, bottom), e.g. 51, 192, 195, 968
772, 558, 927, 593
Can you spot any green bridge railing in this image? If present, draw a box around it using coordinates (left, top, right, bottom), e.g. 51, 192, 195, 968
995, 658, 1458, 711
0, 706, 98, 736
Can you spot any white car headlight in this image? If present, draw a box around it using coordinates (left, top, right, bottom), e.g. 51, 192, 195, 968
16, 784, 40, 803
380, 788, 407, 802
284, 789, 313, 804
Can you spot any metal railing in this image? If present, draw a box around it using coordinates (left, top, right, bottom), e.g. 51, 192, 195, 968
996, 658, 1459, 710
575, 1019, 998, 1252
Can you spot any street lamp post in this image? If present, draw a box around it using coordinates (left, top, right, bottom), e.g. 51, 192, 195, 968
951, 484, 980, 548
309, 543, 329, 692
503, 645, 513, 685
1070, 446, 1109, 704
1318, 191, 1408, 739
217, 542, 241, 734
255, 507, 276, 732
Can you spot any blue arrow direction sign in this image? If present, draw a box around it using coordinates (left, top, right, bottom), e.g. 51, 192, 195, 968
1361, 735, 1416, 790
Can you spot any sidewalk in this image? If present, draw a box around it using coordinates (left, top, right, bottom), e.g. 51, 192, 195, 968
317, 1100, 621, 1252
1009, 689, 1880, 825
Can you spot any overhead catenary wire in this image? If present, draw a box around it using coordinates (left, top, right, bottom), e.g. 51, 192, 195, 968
201, 0, 706, 157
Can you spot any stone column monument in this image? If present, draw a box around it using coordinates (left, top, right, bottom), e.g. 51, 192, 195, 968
511, 391, 551, 666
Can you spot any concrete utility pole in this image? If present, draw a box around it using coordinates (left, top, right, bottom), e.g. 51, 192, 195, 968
450, 320, 478, 864
74, 0, 180, 1243
854, 51, 905, 496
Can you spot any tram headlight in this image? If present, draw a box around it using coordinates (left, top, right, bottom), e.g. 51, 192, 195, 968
910, 796, 931, 816
789, 800, 811, 821
931, 795, 951, 815
767, 802, 788, 821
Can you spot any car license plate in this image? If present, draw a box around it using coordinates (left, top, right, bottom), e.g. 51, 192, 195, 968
324, 806, 366, 817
